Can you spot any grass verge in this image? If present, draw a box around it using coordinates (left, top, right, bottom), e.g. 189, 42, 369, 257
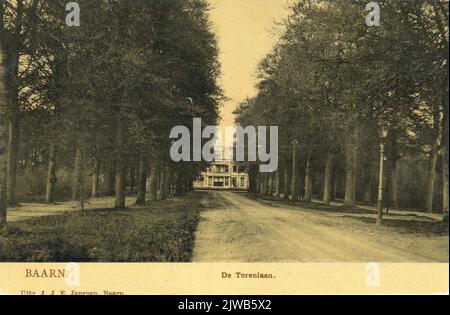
0, 192, 206, 262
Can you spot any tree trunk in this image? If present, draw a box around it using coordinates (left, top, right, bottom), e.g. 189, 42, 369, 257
248, 165, 257, 193
284, 166, 291, 199
91, 158, 100, 198
443, 145, 449, 220
45, 143, 57, 203
72, 147, 83, 201
344, 127, 358, 206
0, 165, 5, 225
442, 100, 449, 219
128, 159, 136, 193
275, 169, 281, 198
171, 173, 177, 196
175, 173, 180, 195
175, 172, 183, 195
159, 166, 167, 200
256, 173, 262, 194
0, 43, 7, 225
291, 144, 300, 201
181, 172, 187, 194
72, 146, 85, 212
390, 159, 399, 209
136, 154, 148, 205
165, 166, 172, 198
169, 170, 175, 196
363, 172, 372, 205
114, 125, 126, 209
425, 141, 439, 213
105, 161, 115, 196
24, 145, 32, 174
258, 173, 263, 195
260, 173, 265, 195
298, 171, 304, 201
4, 0, 23, 206
185, 176, 191, 192
267, 172, 274, 196
6, 110, 19, 205
387, 131, 400, 210
441, 54, 449, 219
304, 153, 313, 202
149, 161, 159, 200
323, 152, 333, 205
0, 151, 6, 226
171, 173, 175, 196
0, 113, 7, 226
260, 173, 266, 195
333, 172, 339, 201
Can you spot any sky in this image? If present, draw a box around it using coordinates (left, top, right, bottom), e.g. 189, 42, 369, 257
208, 0, 295, 128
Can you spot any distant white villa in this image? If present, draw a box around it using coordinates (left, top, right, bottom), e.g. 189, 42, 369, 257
193, 160, 249, 190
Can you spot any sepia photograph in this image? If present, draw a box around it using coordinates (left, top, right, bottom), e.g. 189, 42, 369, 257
0, 0, 448, 296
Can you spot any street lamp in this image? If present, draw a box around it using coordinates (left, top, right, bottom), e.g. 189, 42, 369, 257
185, 97, 194, 106
376, 123, 389, 225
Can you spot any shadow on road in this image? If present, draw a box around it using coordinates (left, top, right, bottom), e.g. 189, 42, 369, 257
345, 216, 449, 236
245, 193, 449, 238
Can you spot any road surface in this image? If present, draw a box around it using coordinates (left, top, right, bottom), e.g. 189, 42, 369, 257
193, 191, 449, 262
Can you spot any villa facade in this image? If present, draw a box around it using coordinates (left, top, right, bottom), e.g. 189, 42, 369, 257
193, 160, 249, 190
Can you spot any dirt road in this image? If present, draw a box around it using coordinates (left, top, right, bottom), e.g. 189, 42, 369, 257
193, 191, 449, 262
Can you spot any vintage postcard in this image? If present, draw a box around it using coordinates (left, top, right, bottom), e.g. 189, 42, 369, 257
0, 0, 448, 297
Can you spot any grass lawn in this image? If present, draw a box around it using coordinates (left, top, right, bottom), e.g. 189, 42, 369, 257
0, 192, 207, 262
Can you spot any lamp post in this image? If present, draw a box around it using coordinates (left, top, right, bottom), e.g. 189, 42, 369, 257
376, 124, 389, 225
291, 139, 299, 202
